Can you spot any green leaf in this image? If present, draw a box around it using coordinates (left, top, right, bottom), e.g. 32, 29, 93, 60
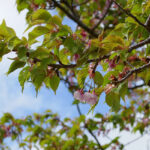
50, 74, 60, 94
64, 37, 83, 55
0, 41, 10, 59
25, 9, 52, 31
1, 113, 14, 123
77, 68, 88, 88
51, 15, 62, 26
64, 37, 77, 53
28, 26, 49, 41
103, 71, 118, 86
8, 36, 22, 50
18, 66, 30, 92
40, 57, 53, 69
0, 20, 16, 40
7, 60, 26, 75
59, 48, 70, 64
93, 71, 103, 86
19, 143, 26, 147
16, 0, 29, 12
94, 87, 103, 96
30, 47, 50, 59
31, 67, 46, 93
31, 9, 51, 23
34, 0, 46, 4
117, 82, 128, 101
101, 35, 124, 51
95, 113, 103, 118
18, 46, 27, 61
106, 92, 120, 112
72, 100, 79, 105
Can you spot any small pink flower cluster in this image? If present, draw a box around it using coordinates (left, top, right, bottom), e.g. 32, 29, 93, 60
105, 59, 116, 71
74, 90, 98, 105
143, 118, 149, 126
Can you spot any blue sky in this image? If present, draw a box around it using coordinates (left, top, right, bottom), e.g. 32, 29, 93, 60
0, 1, 149, 149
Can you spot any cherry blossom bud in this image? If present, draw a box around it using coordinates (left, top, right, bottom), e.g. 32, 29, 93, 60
73, 54, 80, 62
105, 59, 116, 71
108, 60, 116, 70
124, 127, 130, 131
111, 146, 116, 150
30, 3, 39, 11
81, 30, 87, 38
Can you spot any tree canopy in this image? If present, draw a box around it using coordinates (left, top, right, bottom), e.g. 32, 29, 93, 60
0, 0, 150, 149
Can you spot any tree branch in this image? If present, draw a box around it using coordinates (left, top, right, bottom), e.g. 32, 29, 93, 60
51, 0, 98, 37
113, 0, 147, 31
61, 0, 79, 17
128, 36, 150, 52
128, 83, 146, 90
24, 35, 150, 72
124, 136, 143, 146
73, 0, 90, 7
76, 104, 104, 150
92, 0, 113, 30
30, 52, 110, 69
27, 34, 150, 70
145, 15, 150, 32
113, 62, 150, 84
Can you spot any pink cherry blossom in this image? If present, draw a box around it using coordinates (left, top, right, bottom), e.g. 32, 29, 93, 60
83, 92, 98, 105
74, 90, 98, 105
143, 118, 149, 125
74, 90, 84, 102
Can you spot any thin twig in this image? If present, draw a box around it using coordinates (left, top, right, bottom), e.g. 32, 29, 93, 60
73, 0, 90, 7
128, 36, 150, 52
113, 62, 150, 84
145, 15, 150, 32
92, 0, 113, 30
51, 0, 98, 37
30, 52, 110, 69
124, 136, 143, 146
128, 83, 146, 90
113, 0, 147, 31
20, 35, 150, 72
92, 61, 99, 74
76, 104, 104, 150
61, 0, 79, 17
